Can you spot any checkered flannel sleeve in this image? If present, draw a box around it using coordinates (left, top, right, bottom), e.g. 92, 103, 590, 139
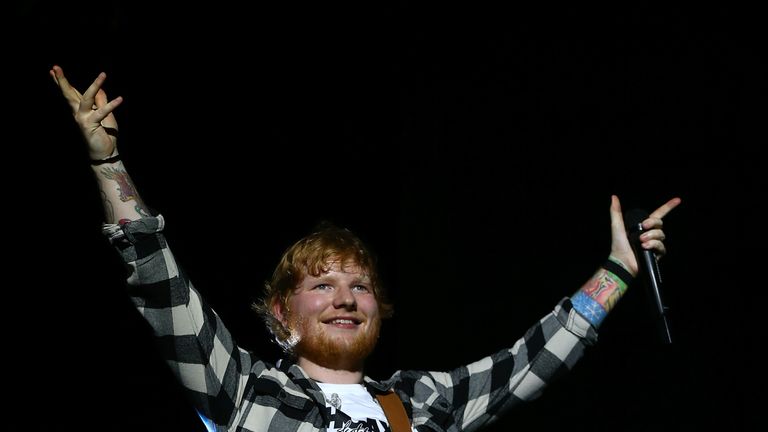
400, 298, 595, 432
103, 215, 254, 428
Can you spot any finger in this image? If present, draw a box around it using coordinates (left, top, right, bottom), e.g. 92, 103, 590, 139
610, 195, 626, 235
639, 229, 666, 243
50, 65, 77, 96
49, 67, 59, 85
79, 72, 107, 115
648, 197, 682, 221
49, 65, 68, 88
50, 65, 83, 107
91, 96, 124, 124
103, 112, 119, 130
641, 239, 667, 257
95, 89, 120, 129
94, 88, 108, 108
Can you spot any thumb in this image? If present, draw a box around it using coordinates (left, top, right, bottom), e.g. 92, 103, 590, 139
609, 195, 637, 275
610, 195, 626, 238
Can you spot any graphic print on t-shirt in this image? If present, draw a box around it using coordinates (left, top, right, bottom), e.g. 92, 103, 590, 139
317, 382, 390, 432
323, 405, 390, 432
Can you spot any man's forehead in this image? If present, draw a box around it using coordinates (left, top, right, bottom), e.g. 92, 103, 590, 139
309, 260, 370, 280
327, 257, 362, 269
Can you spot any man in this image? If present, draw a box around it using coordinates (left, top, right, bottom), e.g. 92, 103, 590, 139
51, 64, 680, 431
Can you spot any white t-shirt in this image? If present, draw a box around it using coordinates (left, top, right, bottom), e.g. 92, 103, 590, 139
317, 382, 390, 432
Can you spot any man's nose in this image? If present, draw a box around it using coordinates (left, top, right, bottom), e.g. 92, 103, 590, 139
333, 286, 357, 309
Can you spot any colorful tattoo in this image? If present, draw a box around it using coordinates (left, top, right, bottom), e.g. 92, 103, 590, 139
572, 268, 629, 327
582, 269, 628, 312
571, 291, 607, 327
135, 205, 150, 218
100, 166, 150, 216
100, 166, 140, 203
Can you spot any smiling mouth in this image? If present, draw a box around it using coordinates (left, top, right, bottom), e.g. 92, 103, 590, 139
323, 318, 362, 326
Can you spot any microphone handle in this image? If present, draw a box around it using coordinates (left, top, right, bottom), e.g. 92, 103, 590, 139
641, 247, 673, 344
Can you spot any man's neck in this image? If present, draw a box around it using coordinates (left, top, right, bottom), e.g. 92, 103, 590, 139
298, 357, 365, 384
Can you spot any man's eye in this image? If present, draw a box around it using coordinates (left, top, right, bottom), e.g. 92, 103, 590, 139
353, 285, 370, 292
314, 284, 331, 290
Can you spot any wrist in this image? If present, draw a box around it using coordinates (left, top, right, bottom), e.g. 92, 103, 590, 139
605, 256, 635, 283
90, 152, 121, 166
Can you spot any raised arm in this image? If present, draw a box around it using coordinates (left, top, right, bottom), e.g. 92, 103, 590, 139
50, 65, 149, 224
50, 65, 257, 428
402, 196, 681, 432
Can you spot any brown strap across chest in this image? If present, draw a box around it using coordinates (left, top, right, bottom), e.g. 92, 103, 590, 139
375, 390, 411, 432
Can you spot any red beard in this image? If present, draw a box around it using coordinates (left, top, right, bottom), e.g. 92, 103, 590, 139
291, 316, 381, 371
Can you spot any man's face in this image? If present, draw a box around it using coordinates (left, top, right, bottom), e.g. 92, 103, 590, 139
283, 261, 381, 370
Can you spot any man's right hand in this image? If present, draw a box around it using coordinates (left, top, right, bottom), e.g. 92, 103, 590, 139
50, 65, 123, 161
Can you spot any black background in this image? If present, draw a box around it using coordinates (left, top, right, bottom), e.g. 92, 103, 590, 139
11, 1, 762, 430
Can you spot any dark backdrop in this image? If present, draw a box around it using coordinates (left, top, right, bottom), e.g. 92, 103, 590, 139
11, 1, 762, 430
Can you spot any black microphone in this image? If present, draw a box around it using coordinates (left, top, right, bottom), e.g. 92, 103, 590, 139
624, 208, 673, 344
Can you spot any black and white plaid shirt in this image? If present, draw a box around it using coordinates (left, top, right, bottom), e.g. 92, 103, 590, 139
104, 215, 598, 432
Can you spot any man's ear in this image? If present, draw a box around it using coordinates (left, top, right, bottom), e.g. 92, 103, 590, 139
272, 298, 288, 325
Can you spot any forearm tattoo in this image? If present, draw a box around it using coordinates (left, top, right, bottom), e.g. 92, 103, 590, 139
583, 269, 627, 312
571, 268, 629, 327
99, 166, 150, 217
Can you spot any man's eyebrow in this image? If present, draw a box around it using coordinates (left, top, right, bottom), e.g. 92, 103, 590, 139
310, 274, 371, 284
